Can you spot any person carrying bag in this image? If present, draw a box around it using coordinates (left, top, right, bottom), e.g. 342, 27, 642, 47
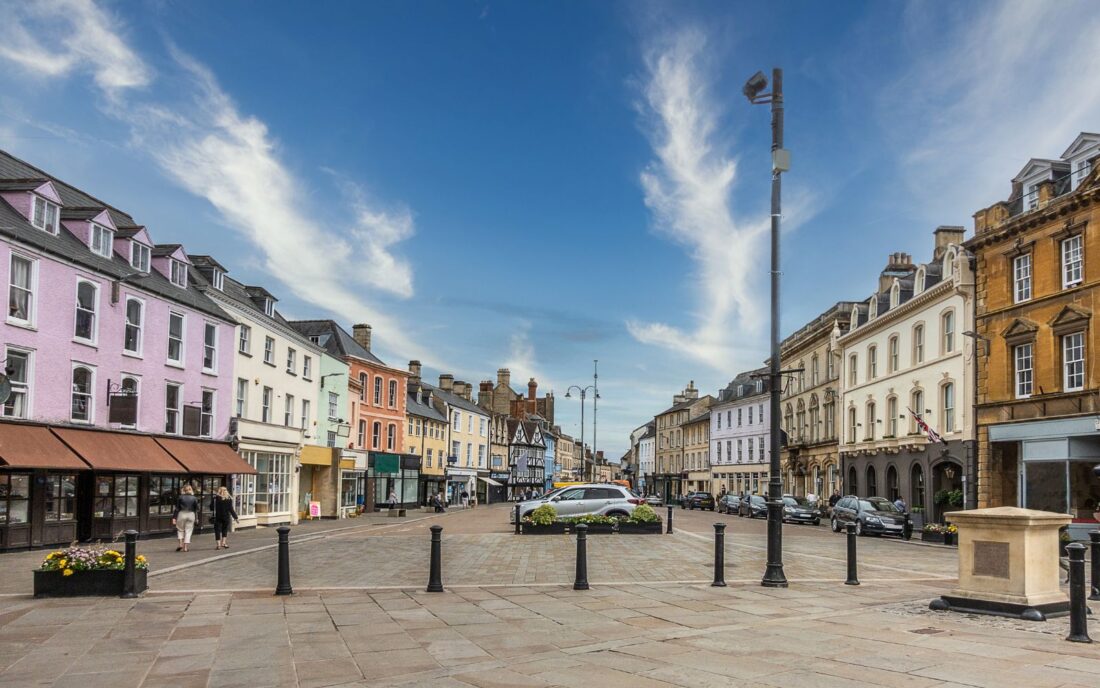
172, 484, 199, 552
212, 486, 239, 550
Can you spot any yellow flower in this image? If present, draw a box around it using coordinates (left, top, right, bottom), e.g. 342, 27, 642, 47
136, 555, 146, 563
62, 569, 74, 577
105, 550, 121, 558
58, 559, 67, 568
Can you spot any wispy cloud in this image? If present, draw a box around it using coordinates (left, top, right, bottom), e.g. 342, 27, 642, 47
628, 27, 769, 371
0, 0, 431, 362
881, 0, 1100, 225
502, 320, 557, 393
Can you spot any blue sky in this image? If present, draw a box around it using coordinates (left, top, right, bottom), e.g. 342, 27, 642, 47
2, 0, 1099, 459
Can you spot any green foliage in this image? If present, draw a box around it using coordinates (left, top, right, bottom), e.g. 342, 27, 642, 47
934, 489, 964, 507
561, 514, 617, 525
627, 504, 660, 524
527, 504, 557, 526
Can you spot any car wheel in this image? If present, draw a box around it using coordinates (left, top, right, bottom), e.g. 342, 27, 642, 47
831, 518, 840, 532
855, 520, 864, 536
813, 519, 820, 526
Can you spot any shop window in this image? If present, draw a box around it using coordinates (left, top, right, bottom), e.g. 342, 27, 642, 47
94, 475, 139, 518
0, 474, 30, 524
233, 472, 257, 517
242, 450, 290, 514
1, 349, 30, 418
1070, 461, 1100, 521
148, 475, 181, 516
1025, 461, 1068, 514
44, 474, 76, 521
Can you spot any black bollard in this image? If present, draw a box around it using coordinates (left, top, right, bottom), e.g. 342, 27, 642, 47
426, 525, 444, 592
1089, 531, 1100, 601
275, 526, 293, 596
514, 504, 521, 535
573, 524, 590, 590
1067, 543, 1092, 643
120, 529, 139, 599
712, 523, 727, 587
903, 514, 912, 542
666, 505, 674, 534
845, 523, 860, 586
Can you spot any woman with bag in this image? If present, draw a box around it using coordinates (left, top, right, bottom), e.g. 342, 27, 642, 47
212, 486, 239, 550
172, 484, 199, 552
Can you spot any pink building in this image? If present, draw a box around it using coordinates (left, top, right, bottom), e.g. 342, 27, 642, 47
0, 150, 250, 549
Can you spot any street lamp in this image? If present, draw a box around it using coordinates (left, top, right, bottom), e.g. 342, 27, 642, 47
566, 384, 598, 483
745, 67, 790, 588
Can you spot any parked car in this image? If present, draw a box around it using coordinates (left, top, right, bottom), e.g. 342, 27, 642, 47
739, 494, 767, 518
682, 491, 716, 510
509, 483, 645, 523
645, 494, 664, 507
781, 496, 820, 526
830, 495, 907, 537
717, 494, 741, 514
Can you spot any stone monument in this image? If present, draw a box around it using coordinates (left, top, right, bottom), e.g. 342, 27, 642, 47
930, 506, 1071, 620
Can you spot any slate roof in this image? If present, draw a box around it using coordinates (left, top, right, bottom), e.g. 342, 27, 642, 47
406, 385, 447, 423
152, 244, 183, 258
0, 150, 136, 228
286, 320, 386, 366
719, 367, 769, 402
421, 382, 488, 417
188, 264, 316, 348
0, 151, 231, 322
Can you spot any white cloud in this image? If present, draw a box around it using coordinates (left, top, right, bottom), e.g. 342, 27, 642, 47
881, 0, 1100, 225
0, 0, 151, 93
0, 1, 432, 364
502, 320, 556, 393
629, 28, 769, 371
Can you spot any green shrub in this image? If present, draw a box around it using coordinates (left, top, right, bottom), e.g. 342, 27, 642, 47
628, 504, 660, 524
528, 504, 557, 526
561, 514, 616, 525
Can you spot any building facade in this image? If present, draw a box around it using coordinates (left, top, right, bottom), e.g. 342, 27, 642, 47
836, 234, 975, 524
637, 422, 656, 495
710, 370, 771, 498
426, 376, 489, 504
404, 377, 448, 504
683, 412, 711, 493
653, 381, 713, 502
508, 419, 545, 496
967, 132, 1100, 534
779, 302, 856, 499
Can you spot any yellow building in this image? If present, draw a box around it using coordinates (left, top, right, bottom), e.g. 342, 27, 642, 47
406, 381, 448, 504
683, 412, 711, 494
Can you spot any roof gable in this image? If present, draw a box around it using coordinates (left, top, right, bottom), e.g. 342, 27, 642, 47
33, 180, 62, 204
1012, 158, 1059, 183
1061, 132, 1100, 159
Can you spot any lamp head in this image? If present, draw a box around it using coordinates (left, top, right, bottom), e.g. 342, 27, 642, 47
743, 71, 768, 101
565, 391, 571, 399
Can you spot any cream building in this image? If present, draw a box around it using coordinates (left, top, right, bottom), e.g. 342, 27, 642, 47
425, 375, 491, 504
837, 231, 975, 524
654, 381, 714, 502
779, 301, 857, 499
683, 412, 711, 493
710, 370, 771, 497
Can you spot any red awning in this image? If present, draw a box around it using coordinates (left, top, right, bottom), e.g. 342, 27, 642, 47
52, 428, 186, 473
0, 423, 89, 470
155, 438, 257, 475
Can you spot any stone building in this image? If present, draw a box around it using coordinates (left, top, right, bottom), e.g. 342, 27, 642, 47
710, 370, 771, 498
478, 368, 555, 424
682, 411, 711, 494
836, 234, 975, 524
653, 381, 714, 502
966, 132, 1100, 533
779, 302, 857, 499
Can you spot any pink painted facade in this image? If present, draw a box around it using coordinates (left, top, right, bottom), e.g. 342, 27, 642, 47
1, 192, 235, 439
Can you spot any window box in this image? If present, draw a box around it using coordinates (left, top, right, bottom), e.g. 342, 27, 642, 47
921, 530, 944, 544
33, 568, 147, 598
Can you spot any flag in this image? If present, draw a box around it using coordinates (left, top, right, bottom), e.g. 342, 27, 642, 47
908, 408, 946, 445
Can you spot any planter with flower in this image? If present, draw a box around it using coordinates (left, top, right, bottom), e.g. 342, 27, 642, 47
616, 504, 663, 534
560, 514, 617, 534
921, 523, 945, 543
521, 505, 569, 534
943, 523, 958, 546
34, 545, 149, 598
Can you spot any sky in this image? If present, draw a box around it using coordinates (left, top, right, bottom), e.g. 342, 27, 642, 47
2, 0, 1099, 460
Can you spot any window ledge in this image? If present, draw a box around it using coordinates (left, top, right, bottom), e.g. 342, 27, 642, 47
263, 361, 277, 368
122, 351, 143, 360
72, 338, 98, 349
166, 361, 185, 370
239, 351, 252, 358
201, 369, 218, 377
6, 320, 36, 331
286, 371, 297, 377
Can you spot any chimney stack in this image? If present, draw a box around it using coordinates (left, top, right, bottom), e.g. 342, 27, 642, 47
528, 378, 538, 401
497, 368, 511, 388
408, 360, 421, 381
933, 225, 966, 260
352, 324, 372, 351
439, 374, 454, 392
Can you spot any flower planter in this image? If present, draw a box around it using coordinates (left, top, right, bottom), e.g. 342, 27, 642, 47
34, 569, 147, 598
573, 523, 615, 534
521, 522, 570, 535
943, 532, 957, 547
921, 531, 945, 544
616, 522, 663, 534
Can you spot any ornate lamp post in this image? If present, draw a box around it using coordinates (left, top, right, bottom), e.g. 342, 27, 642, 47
566, 384, 597, 482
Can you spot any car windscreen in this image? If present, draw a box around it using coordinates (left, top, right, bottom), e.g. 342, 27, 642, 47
750, 496, 766, 505
860, 498, 898, 512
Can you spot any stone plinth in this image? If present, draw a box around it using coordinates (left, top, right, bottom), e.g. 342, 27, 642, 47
930, 506, 1071, 620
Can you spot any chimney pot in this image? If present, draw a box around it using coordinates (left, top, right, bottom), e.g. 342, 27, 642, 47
408, 360, 422, 379
352, 323, 372, 351
439, 374, 454, 392
528, 378, 538, 400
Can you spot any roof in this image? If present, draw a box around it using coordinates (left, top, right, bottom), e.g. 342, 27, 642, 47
0, 192, 231, 322
189, 267, 317, 349
0, 150, 135, 227
287, 320, 386, 366
685, 411, 711, 425
719, 368, 769, 402
406, 388, 446, 423
152, 244, 183, 257
422, 382, 487, 416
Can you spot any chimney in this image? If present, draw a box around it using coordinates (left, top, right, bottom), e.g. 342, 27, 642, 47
352, 324, 372, 351
878, 252, 915, 291
683, 381, 699, 400
528, 378, 538, 401
408, 360, 421, 383
438, 374, 454, 392
933, 226, 966, 260
497, 368, 511, 389
454, 381, 471, 400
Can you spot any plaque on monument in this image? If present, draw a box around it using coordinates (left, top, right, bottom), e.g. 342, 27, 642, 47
971, 540, 1010, 579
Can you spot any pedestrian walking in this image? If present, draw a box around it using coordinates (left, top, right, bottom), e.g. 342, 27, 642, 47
172, 484, 199, 552
211, 486, 239, 550
461, 489, 469, 508
388, 488, 398, 508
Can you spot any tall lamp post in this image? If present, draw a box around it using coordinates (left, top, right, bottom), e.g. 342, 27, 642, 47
566, 384, 598, 482
745, 67, 790, 588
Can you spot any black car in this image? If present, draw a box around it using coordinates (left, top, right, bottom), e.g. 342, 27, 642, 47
682, 491, 715, 510
830, 495, 909, 537
782, 496, 820, 525
739, 494, 767, 518
717, 494, 741, 514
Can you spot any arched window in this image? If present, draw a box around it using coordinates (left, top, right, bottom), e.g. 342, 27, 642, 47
388, 379, 397, 407
847, 466, 858, 494
869, 295, 878, 320
941, 310, 955, 353
74, 281, 97, 342
372, 421, 381, 449
866, 465, 877, 497
387, 423, 396, 450
850, 308, 860, 330
71, 367, 93, 422
784, 404, 794, 437
912, 324, 925, 363
910, 389, 924, 434
848, 354, 858, 386
914, 266, 926, 294
865, 401, 876, 440
373, 377, 383, 405
910, 464, 925, 509
888, 335, 899, 373
797, 361, 805, 392
886, 395, 898, 437
811, 355, 819, 386
796, 399, 806, 442
847, 407, 857, 443
809, 394, 820, 443
867, 345, 877, 379
358, 373, 367, 402
824, 402, 835, 440
826, 345, 834, 379
886, 465, 899, 501
944, 249, 956, 279
119, 376, 138, 428
941, 382, 955, 433
889, 280, 900, 308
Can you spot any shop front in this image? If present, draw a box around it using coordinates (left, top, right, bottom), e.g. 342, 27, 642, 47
485, 472, 509, 504
0, 424, 86, 550
339, 449, 368, 517
369, 452, 420, 509
298, 445, 336, 520
990, 417, 1100, 539
446, 466, 477, 505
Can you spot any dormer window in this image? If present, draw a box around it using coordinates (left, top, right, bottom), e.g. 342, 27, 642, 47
211, 270, 224, 291
169, 259, 188, 288
943, 250, 956, 279
914, 267, 926, 294
889, 281, 900, 308
1075, 159, 1092, 188
32, 196, 59, 234
263, 298, 274, 317
90, 224, 114, 258
130, 242, 150, 273
868, 296, 878, 320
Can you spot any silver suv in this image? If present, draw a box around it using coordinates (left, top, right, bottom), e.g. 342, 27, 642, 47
509, 484, 644, 523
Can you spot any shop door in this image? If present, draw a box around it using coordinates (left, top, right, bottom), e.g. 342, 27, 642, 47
76, 472, 94, 542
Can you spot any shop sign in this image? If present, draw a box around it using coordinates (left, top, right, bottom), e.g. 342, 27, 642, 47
374, 453, 400, 474
490, 472, 510, 481
309, 501, 321, 518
